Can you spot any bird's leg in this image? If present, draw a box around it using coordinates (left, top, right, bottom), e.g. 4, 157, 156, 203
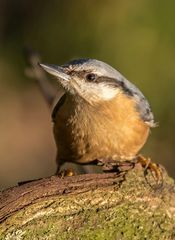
135, 155, 163, 184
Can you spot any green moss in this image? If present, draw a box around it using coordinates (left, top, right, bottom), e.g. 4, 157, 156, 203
1, 199, 174, 240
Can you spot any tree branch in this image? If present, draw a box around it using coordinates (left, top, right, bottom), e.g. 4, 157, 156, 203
0, 164, 175, 239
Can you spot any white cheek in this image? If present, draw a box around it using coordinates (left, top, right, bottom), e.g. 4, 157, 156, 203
80, 82, 118, 101
97, 84, 118, 100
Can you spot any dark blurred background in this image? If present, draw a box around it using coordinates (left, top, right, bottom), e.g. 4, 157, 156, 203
0, 0, 175, 190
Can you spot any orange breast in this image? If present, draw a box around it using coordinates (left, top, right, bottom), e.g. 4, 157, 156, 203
54, 92, 150, 163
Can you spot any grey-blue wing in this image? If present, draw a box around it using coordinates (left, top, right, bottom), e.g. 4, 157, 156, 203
120, 77, 156, 127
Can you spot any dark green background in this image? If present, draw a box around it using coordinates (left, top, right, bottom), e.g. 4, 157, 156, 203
0, 0, 174, 189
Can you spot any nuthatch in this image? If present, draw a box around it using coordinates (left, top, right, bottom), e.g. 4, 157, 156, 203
40, 59, 156, 174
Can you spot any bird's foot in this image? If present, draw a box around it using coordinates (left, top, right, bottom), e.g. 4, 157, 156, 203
136, 155, 163, 187
56, 168, 75, 178
97, 156, 163, 188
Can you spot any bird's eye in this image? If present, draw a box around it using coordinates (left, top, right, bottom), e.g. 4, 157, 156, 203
86, 73, 96, 82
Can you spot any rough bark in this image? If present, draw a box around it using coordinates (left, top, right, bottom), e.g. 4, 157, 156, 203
0, 164, 175, 240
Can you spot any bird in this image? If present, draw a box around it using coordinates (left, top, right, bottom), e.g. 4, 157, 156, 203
39, 58, 157, 175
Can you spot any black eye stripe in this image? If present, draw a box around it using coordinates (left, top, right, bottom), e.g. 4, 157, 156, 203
69, 71, 133, 96
92, 76, 134, 96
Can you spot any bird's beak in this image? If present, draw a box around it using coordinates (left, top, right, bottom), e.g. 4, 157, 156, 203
39, 63, 71, 82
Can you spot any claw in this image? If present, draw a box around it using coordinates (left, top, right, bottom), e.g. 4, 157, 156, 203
136, 155, 163, 187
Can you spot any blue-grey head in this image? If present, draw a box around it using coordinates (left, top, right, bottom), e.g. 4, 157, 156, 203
40, 58, 155, 127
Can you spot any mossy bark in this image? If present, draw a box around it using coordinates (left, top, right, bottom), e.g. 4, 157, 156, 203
0, 164, 175, 240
